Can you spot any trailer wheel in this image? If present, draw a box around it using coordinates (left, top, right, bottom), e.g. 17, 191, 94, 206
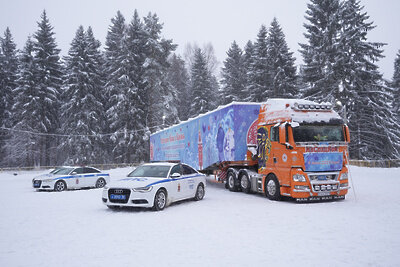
239, 171, 251, 193
227, 170, 238, 192
265, 174, 281, 201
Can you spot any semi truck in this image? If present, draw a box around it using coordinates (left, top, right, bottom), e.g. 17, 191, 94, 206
150, 99, 350, 202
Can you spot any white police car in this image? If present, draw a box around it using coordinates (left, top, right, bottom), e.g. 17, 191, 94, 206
32, 166, 110, 191
102, 162, 206, 211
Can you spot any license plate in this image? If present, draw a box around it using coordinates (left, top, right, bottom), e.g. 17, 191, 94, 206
110, 194, 127, 200
318, 192, 330, 196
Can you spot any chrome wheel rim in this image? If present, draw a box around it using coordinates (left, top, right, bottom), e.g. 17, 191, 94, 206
97, 179, 105, 188
240, 176, 248, 189
56, 182, 65, 191
228, 174, 234, 188
197, 185, 204, 199
157, 192, 166, 209
267, 179, 276, 196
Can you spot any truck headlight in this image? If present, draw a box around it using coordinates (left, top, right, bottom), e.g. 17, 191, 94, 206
293, 174, 306, 182
340, 172, 348, 180
132, 186, 153, 193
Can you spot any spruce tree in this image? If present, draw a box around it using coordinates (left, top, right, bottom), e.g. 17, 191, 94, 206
32, 10, 63, 166
299, 0, 342, 102
221, 41, 247, 104
60, 26, 106, 165
0, 28, 19, 166
247, 25, 271, 102
189, 48, 215, 117
242, 41, 254, 101
10, 37, 41, 166
167, 54, 190, 122
339, 0, 400, 159
267, 18, 297, 98
392, 51, 400, 115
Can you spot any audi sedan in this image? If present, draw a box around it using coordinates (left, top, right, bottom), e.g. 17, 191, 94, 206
102, 162, 206, 211
32, 166, 110, 191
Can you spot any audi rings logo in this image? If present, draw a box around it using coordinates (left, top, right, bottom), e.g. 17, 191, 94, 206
114, 189, 124, 194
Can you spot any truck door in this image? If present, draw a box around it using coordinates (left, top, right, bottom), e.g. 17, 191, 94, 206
270, 124, 291, 185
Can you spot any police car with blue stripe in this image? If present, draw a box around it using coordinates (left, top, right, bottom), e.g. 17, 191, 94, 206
32, 166, 110, 191
102, 162, 206, 211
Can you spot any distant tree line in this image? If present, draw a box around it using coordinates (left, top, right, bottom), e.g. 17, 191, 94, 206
0, 0, 399, 167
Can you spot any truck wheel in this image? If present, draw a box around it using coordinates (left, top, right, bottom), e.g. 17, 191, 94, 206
153, 189, 167, 211
227, 171, 238, 192
239, 171, 251, 193
194, 183, 205, 201
265, 174, 281, 201
54, 180, 67, 192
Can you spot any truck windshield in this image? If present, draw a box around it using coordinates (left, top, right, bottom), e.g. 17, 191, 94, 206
127, 165, 171, 178
293, 125, 344, 142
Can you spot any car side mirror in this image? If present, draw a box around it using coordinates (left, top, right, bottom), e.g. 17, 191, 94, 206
71, 172, 77, 175
170, 173, 181, 179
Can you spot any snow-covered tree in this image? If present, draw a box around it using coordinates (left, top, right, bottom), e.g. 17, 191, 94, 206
32, 10, 63, 166
392, 50, 400, 115
247, 25, 271, 102
338, 0, 400, 159
60, 26, 106, 165
267, 18, 297, 98
167, 54, 190, 122
189, 48, 216, 117
299, 0, 342, 102
221, 41, 247, 104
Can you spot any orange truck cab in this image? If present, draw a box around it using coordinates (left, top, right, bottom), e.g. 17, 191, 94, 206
252, 99, 350, 201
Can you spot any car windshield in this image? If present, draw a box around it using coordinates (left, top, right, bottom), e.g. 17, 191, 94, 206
53, 167, 74, 175
127, 165, 171, 178
293, 125, 345, 142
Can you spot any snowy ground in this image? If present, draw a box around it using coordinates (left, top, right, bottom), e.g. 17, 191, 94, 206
0, 166, 399, 267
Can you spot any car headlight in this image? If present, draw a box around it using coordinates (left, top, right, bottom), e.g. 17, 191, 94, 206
132, 186, 153, 193
340, 172, 348, 180
103, 185, 109, 190
293, 174, 306, 182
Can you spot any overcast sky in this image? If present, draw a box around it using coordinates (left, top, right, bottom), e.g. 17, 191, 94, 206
1, 0, 399, 80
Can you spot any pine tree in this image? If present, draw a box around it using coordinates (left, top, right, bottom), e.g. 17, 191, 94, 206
167, 54, 190, 122
60, 26, 106, 165
10, 37, 41, 166
392, 51, 400, 114
267, 18, 297, 98
0, 28, 19, 166
189, 48, 215, 117
299, 0, 342, 102
247, 25, 271, 102
242, 41, 254, 101
32, 10, 63, 166
221, 41, 247, 104
339, 0, 400, 159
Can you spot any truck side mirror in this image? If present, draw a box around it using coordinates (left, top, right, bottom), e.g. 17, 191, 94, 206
344, 125, 351, 142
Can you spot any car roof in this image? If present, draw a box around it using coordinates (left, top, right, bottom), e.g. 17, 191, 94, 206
143, 162, 177, 167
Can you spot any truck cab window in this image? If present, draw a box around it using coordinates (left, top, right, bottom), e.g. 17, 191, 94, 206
271, 126, 279, 142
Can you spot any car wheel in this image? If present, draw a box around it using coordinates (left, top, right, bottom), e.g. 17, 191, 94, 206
54, 180, 67, 192
153, 189, 167, 211
227, 170, 238, 192
265, 174, 281, 201
194, 183, 205, 201
95, 178, 106, 188
239, 171, 251, 193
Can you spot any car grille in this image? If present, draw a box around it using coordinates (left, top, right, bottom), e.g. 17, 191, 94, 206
108, 188, 131, 204
33, 180, 42, 188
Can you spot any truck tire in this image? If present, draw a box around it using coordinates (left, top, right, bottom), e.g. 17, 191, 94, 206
265, 174, 281, 201
239, 171, 251, 194
226, 170, 238, 192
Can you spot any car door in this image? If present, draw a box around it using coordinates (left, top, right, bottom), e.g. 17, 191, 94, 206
70, 167, 84, 188
169, 164, 185, 201
83, 167, 100, 187
181, 165, 198, 198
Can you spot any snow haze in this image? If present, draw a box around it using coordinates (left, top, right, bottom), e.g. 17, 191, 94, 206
0, 0, 399, 79
0, 166, 399, 266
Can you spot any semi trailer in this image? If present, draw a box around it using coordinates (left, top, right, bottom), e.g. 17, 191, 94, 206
150, 99, 350, 202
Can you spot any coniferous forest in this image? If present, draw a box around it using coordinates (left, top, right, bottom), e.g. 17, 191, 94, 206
1, 0, 400, 168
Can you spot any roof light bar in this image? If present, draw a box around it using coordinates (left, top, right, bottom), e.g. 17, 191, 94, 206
293, 102, 332, 111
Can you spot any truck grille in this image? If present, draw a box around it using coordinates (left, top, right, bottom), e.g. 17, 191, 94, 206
108, 188, 131, 204
308, 173, 338, 181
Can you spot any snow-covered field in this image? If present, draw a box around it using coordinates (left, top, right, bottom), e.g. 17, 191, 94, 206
0, 166, 399, 267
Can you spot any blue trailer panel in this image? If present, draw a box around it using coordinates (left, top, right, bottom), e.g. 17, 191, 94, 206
150, 103, 261, 170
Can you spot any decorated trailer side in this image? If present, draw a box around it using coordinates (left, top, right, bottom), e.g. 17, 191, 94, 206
150, 99, 350, 202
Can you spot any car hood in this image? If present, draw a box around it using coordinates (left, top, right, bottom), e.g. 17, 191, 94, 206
33, 173, 58, 180
108, 177, 168, 188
